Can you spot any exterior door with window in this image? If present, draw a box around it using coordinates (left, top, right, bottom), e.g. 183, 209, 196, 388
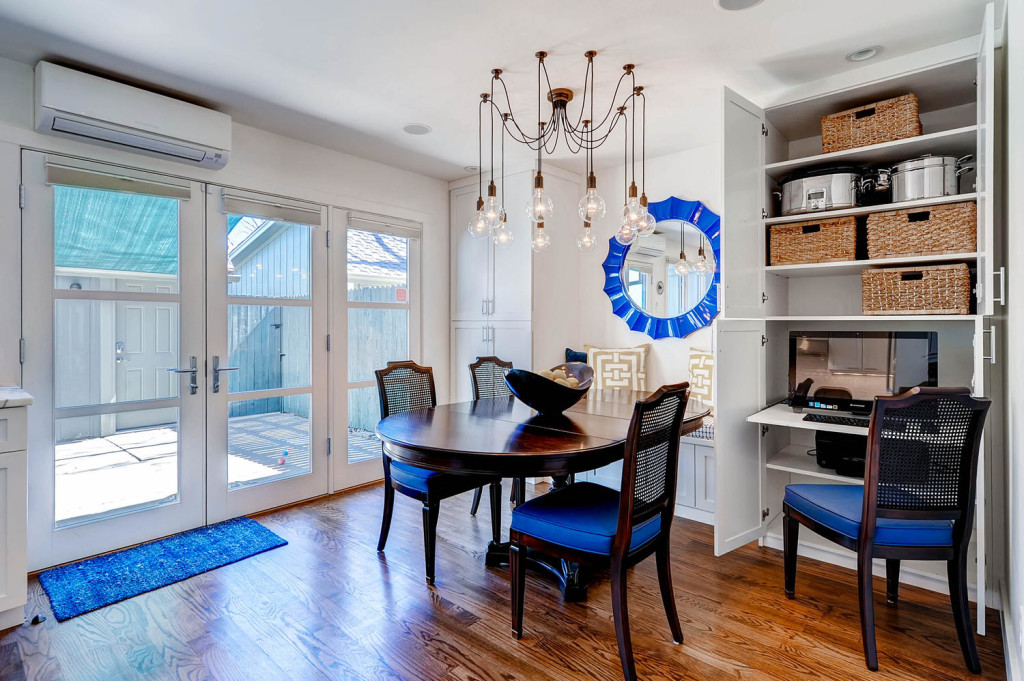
22, 152, 206, 570
205, 187, 330, 522
336, 210, 420, 490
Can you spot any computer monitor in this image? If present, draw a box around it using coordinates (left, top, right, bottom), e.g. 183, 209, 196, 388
788, 331, 939, 415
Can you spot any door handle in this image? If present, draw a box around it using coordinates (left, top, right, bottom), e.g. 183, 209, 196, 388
983, 326, 997, 365
212, 355, 240, 393
167, 356, 198, 395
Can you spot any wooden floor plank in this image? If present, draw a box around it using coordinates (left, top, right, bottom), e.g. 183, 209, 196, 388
0, 482, 1006, 680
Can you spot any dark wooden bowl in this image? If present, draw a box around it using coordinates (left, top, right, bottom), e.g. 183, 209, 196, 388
503, 362, 594, 416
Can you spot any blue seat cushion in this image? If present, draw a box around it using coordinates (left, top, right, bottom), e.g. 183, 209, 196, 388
784, 484, 953, 547
389, 461, 493, 496
510, 482, 662, 555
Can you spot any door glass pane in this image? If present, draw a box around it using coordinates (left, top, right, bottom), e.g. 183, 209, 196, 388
227, 216, 311, 299
228, 394, 311, 488
55, 407, 179, 527
54, 185, 179, 293
347, 386, 380, 463
347, 228, 408, 303
347, 308, 408, 383
54, 299, 179, 408
227, 305, 311, 393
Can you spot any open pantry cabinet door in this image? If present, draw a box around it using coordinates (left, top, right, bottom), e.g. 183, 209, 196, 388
720, 87, 766, 320
713, 319, 767, 555
976, 2, 996, 316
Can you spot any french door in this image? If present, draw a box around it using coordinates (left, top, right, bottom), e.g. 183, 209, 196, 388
22, 153, 328, 569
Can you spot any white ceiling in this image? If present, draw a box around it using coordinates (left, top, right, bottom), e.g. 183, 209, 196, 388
0, 0, 998, 181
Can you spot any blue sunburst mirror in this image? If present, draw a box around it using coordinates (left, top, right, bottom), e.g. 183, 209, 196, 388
601, 196, 721, 339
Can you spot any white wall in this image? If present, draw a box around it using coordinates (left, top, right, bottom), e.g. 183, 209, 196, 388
1003, 0, 1023, 675
580, 143, 721, 389
0, 56, 451, 492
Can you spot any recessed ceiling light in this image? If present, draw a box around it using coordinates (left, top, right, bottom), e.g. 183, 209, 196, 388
715, 0, 764, 10
846, 46, 881, 62
464, 165, 480, 172
403, 123, 432, 135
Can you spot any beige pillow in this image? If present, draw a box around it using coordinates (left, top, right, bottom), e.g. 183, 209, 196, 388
688, 348, 714, 407
587, 346, 648, 391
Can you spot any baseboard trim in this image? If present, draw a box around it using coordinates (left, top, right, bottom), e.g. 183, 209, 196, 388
674, 504, 714, 525
762, 531, 999, 610
1001, 580, 1022, 681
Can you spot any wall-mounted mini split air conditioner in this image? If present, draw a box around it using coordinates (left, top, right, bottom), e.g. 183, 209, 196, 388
34, 61, 231, 170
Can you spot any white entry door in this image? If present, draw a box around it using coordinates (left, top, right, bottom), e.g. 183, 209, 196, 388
205, 187, 330, 522
22, 151, 206, 570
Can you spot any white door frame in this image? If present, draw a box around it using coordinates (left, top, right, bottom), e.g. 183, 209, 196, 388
22, 150, 207, 570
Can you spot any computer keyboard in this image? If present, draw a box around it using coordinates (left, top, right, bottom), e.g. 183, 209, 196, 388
803, 413, 870, 428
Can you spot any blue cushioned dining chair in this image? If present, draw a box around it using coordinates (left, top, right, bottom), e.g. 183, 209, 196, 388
509, 382, 691, 681
375, 361, 503, 585
783, 387, 990, 673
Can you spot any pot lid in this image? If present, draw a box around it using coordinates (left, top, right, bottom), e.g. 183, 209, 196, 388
779, 164, 864, 185
890, 154, 962, 172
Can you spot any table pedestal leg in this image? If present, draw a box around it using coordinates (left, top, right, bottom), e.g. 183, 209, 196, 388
485, 543, 589, 602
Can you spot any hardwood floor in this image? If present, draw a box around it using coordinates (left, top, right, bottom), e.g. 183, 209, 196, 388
0, 482, 1006, 680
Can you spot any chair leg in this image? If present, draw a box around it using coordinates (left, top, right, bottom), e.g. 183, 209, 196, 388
611, 558, 638, 681
422, 501, 441, 586
857, 550, 879, 671
470, 487, 482, 515
885, 559, 901, 606
510, 540, 526, 639
948, 555, 982, 673
656, 538, 684, 644
377, 481, 395, 552
783, 510, 798, 599
488, 481, 502, 545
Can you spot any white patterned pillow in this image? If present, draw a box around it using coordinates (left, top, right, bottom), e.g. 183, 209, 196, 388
587, 346, 648, 391
688, 348, 714, 408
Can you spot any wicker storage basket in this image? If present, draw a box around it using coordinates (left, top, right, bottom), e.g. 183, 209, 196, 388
866, 202, 976, 259
861, 263, 971, 315
769, 216, 856, 266
821, 94, 922, 153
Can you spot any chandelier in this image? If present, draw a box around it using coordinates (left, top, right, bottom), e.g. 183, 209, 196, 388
467, 50, 655, 252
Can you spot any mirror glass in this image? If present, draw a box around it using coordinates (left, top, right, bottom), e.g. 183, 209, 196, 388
621, 219, 716, 319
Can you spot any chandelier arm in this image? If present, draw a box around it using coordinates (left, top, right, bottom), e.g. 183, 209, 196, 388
568, 58, 591, 130
477, 97, 483, 199
493, 76, 549, 144
585, 70, 633, 133
622, 109, 629, 201
631, 85, 636, 186
640, 91, 647, 195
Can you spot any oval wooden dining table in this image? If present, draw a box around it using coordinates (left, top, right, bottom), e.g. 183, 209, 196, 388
376, 388, 710, 601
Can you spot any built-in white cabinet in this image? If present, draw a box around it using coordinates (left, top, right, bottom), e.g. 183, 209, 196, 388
713, 4, 1001, 636
450, 319, 532, 403
0, 392, 31, 632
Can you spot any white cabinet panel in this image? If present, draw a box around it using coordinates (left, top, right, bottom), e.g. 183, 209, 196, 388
493, 321, 532, 373
714, 319, 766, 555
451, 322, 491, 403
976, 2, 995, 317
676, 443, 696, 508
490, 174, 533, 321
0, 448, 27, 627
451, 186, 493, 321
695, 445, 716, 513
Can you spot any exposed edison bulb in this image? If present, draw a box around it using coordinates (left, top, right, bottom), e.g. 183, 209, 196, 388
635, 208, 657, 237
614, 221, 638, 245
621, 196, 644, 226
577, 188, 607, 221
577, 226, 596, 252
525, 188, 555, 223
531, 225, 551, 252
694, 249, 715, 274
482, 195, 505, 231
673, 255, 693, 277
493, 220, 514, 248
467, 207, 489, 237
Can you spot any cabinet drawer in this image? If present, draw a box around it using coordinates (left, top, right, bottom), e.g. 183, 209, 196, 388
0, 408, 27, 455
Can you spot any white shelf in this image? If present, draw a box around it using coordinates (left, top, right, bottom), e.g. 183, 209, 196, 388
764, 193, 978, 225
765, 315, 980, 322
748, 403, 870, 435
766, 445, 864, 485
766, 252, 979, 278
764, 126, 978, 181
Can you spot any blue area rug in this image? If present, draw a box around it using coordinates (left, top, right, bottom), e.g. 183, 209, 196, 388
38, 517, 287, 622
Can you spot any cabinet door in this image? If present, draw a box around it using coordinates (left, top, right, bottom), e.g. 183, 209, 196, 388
492, 321, 532, 373
721, 88, 766, 320
451, 322, 491, 403
451, 186, 493, 321
976, 2, 996, 317
675, 443, 696, 508
0, 449, 27, 617
714, 319, 766, 555
490, 172, 533, 321
694, 445, 716, 513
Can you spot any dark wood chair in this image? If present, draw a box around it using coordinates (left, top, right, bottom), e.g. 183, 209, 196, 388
509, 383, 691, 681
468, 356, 526, 514
375, 360, 503, 585
783, 387, 991, 672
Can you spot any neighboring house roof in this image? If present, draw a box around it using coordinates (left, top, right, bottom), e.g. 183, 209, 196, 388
347, 228, 407, 282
